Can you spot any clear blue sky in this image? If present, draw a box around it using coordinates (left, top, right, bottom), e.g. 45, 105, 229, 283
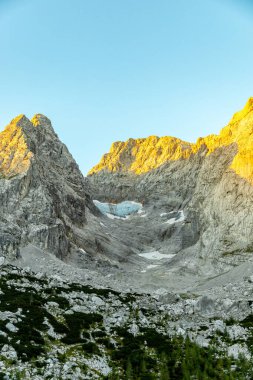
0, 0, 253, 174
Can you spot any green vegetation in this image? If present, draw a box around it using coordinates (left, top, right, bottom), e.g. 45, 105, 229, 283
0, 266, 252, 379
0, 267, 105, 362
107, 327, 253, 379
62, 311, 103, 345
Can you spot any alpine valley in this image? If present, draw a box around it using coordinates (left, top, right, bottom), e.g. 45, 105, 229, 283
1, 100, 253, 378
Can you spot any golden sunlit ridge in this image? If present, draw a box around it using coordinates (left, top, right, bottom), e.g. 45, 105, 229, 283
89, 98, 253, 182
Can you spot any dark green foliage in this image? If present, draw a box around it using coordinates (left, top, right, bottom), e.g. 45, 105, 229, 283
0, 275, 47, 360
67, 281, 140, 304
92, 329, 107, 338
199, 325, 209, 331
240, 314, 253, 357
82, 341, 100, 355
240, 313, 253, 328
225, 317, 237, 326
66, 282, 120, 298
61, 311, 103, 345
97, 337, 115, 349
0, 268, 103, 361
1, 266, 253, 379
107, 326, 251, 380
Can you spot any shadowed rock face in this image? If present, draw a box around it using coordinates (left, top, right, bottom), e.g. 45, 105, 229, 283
0, 114, 135, 261
2, 99, 253, 282
88, 99, 253, 274
0, 114, 89, 258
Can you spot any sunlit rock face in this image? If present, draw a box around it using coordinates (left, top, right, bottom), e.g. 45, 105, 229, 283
0, 115, 33, 178
2, 98, 253, 277
88, 98, 253, 273
0, 115, 131, 260
89, 136, 193, 175
0, 114, 89, 258
89, 98, 253, 182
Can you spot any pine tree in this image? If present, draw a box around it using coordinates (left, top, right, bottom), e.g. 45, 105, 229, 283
160, 352, 170, 380
140, 356, 147, 375
126, 358, 134, 380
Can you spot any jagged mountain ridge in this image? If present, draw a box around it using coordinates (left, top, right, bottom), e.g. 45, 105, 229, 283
0, 114, 135, 263
88, 98, 253, 278
0, 114, 90, 258
2, 100, 253, 289
2, 102, 253, 377
89, 97, 253, 181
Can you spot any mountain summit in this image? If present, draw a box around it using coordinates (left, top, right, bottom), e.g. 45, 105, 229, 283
88, 98, 253, 279
0, 114, 133, 261
89, 98, 253, 182
0, 113, 88, 257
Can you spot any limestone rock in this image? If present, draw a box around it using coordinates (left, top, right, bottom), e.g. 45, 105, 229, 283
88, 98, 253, 276
89, 97, 253, 182
0, 114, 134, 261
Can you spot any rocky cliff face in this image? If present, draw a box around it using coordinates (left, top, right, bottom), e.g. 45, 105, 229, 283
0, 114, 91, 259
89, 98, 253, 180
2, 100, 253, 285
88, 98, 253, 275
2, 104, 253, 377
0, 114, 134, 261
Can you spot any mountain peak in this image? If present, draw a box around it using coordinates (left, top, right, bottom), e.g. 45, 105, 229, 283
230, 97, 253, 124
10, 114, 31, 128
8, 114, 53, 129
0, 115, 33, 178
89, 97, 253, 182
0, 113, 97, 259
0, 113, 58, 179
31, 114, 52, 127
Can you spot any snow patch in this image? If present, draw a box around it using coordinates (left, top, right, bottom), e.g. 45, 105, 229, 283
106, 213, 129, 220
164, 210, 185, 224
94, 200, 142, 219
147, 264, 159, 269
138, 251, 175, 260
160, 211, 174, 217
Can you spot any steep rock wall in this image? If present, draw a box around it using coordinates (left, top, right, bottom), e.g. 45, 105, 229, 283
88, 99, 253, 270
